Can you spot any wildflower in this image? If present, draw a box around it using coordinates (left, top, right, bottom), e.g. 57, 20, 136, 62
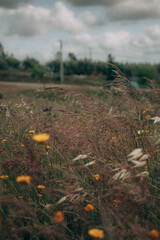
54, 211, 64, 223
88, 229, 104, 239
150, 117, 160, 124
84, 204, 94, 212
143, 108, 150, 114
1, 139, 6, 143
41, 153, 46, 155
72, 154, 88, 162
37, 185, 45, 189
137, 130, 144, 135
113, 200, 121, 207
0, 175, 8, 180
111, 137, 117, 142
16, 176, 31, 184
46, 145, 50, 150
32, 133, 50, 143
37, 194, 42, 197
21, 144, 24, 147
29, 130, 35, 134
106, 131, 110, 136
92, 174, 100, 181
19, 196, 23, 199
150, 229, 159, 239
145, 115, 151, 120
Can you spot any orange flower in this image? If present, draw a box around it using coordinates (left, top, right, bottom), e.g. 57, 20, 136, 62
37, 185, 45, 189
150, 229, 159, 239
1, 139, 6, 143
145, 115, 151, 120
16, 176, 31, 184
84, 204, 94, 212
54, 211, 64, 223
92, 174, 100, 181
21, 144, 24, 147
37, 194, 42, 197
29, 130, 35, 134
46, 145, 50, 150
88, 229, 104, 239
19, 196, 23, 199
32, 133, 50, 143
0, 175, 8, 180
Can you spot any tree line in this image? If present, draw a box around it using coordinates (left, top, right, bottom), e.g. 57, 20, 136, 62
0, 42, 160, 85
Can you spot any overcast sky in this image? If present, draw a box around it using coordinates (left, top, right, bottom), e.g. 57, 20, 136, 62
0, 0, 160, 63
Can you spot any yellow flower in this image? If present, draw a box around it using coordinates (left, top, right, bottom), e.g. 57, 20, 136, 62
137, 130, 144, 135
1, 139, 6, 143
145, 114, 151, 120
46, 145, 50, 150
88, 229, 104, 239
32, 133, 50, 143
92, 174, 100, 181
54, 211, 64, 223
21, 144, 24, 147
150, 229, 159, 239
29, 130, 35, 134
37, 185, 45, 189
16, 176, 31, 184
0, 175, 8, 180
84, 204, 94, 212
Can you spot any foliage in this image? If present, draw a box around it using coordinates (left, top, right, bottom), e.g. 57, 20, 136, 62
31, 64, 45, 79
22, 57, 40, 70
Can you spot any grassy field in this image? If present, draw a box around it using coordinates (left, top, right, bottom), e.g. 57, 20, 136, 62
0, 73, 160, 239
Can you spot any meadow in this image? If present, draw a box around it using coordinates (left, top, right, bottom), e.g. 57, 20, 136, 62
0, 69, 160, 240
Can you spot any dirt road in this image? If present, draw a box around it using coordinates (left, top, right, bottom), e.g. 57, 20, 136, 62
0, 81, 102, 91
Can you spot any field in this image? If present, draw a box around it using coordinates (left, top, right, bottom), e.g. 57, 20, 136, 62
0, 72, 160, 240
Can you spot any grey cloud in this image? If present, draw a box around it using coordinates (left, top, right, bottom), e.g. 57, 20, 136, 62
0, 0, 33, 9
65, 0, 126, 7
107, 0, 160, 21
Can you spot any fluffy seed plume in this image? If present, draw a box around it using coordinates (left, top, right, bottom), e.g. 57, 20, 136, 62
113, 169, 130, 181
150, 117, 160, 124
72, 154, 88, 162
128, 148, 143, 161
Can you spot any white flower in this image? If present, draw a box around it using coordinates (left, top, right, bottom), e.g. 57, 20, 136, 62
150, 117, 160, 124
72, 154, 88, 162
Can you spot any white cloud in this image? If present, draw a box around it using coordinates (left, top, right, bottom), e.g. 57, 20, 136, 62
80, 11, 104, 26
0, 2, 85, 37
50, 2, 85, 33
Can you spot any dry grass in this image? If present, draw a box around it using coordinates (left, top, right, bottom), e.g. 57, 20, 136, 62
0, 73, 160, 240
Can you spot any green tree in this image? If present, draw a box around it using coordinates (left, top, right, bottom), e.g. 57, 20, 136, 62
106, 54, 115, 81
22, 57, 39, 70
68, 52, 77, 61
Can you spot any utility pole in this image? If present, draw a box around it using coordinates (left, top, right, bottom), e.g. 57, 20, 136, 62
89, 47, 92, 61
59, 40, 64, 83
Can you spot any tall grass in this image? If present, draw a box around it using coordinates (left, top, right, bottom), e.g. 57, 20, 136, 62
0, 71, 160, 239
